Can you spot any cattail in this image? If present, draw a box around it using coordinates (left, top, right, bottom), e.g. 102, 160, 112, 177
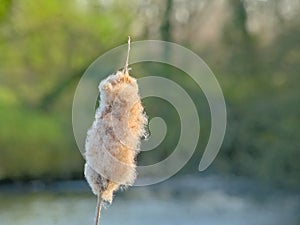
84, 37, 147, 225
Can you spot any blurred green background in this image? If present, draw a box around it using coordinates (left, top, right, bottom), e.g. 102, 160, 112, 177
0, 0, 299, 191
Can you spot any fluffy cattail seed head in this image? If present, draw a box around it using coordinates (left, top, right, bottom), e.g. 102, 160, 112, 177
84, 69, 147, 204
84, 37, 146, 225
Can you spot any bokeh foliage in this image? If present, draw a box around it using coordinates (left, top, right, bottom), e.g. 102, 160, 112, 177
0, 0, 299, 189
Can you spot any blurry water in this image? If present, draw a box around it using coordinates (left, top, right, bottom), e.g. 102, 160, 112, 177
0, 175, 299, 225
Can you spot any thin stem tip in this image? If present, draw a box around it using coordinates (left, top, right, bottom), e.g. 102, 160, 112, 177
124, 36, 131, 73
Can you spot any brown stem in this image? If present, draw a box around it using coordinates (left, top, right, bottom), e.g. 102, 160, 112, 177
94, 194, 102, 225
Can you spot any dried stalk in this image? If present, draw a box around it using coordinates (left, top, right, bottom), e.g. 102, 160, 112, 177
94, 195, 102, 225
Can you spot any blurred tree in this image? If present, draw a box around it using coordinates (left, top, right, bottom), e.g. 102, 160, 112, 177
222, 0, 260, 75
0, 0, 134, 180
160, 0, 173, 41
0, 0, 12, 22
216, 0, 300, 188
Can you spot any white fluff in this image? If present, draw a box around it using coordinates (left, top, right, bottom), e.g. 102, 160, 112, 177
84, 70, 147, 203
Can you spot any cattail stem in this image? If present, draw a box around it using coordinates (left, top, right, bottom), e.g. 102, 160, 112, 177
124, 36, 131, 74
94, 194, 102, 225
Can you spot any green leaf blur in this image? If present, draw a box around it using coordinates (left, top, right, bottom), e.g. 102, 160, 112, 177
0, 0, 299, 189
